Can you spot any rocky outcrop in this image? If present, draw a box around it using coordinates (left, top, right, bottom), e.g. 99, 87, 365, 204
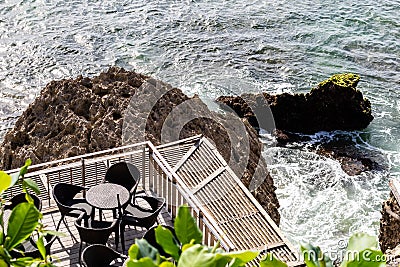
0, 68, 148, 169
0, 67, 281, 224
217, 74, 376, 176
217, 73, 373, 134
380, 193, 400, 253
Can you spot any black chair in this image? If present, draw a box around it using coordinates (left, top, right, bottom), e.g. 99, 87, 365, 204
75, 213, 119, 262
82, 244, 127, 267
5, 193, 42, 211
11, 234, 57, 260
52, 183, 93, 230
104, 162, 140, 202
120, 196, 165, 252
143, 225, 177, 257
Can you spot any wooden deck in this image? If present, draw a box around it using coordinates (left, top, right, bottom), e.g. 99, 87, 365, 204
5, 135, 304, 266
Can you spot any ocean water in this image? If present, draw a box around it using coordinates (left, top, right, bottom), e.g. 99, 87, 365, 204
1, 0, 399, 252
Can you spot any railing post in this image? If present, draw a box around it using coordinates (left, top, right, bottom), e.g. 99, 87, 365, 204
142, 145, 146, 187
81, 159, 86, 197
47, 174, 51, 207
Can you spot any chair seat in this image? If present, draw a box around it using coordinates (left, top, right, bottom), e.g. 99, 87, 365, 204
124, 205, 152, 219
66, 199, 93, 217
89, 220, 114, 229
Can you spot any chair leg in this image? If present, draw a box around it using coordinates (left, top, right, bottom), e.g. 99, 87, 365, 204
120, 223, 125, 253
56, 215, 64, 231
78, 242, 83, 264
115, 226, 119, 251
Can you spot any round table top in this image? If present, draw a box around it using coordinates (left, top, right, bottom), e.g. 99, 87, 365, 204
86, 183, 130, 210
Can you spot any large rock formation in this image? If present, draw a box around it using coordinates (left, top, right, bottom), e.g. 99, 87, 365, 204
217, 73, 373, 134
0, 67, 281, 224
217, 73, 376, 176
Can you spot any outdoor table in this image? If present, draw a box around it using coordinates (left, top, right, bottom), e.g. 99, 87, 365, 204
86, 183, 130, 220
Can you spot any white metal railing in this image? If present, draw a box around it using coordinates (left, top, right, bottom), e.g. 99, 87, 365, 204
4, 135, 234, 250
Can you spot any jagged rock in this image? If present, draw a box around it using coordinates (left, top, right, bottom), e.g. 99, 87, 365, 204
380, 193, 400, 253
217, 74, 376, 176
217, 73, 373, 134
0, 67, 281, 225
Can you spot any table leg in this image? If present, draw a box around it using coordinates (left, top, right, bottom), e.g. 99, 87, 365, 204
99, 209, 103, 221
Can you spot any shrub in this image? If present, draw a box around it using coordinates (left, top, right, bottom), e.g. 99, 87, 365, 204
126, 205, 386, 267
0, 160, 59, 266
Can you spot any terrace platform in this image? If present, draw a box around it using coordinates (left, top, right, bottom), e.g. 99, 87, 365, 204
6, 135, 304, 266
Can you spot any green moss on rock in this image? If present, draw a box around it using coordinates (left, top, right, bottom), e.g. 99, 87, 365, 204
318, 73, 360, 89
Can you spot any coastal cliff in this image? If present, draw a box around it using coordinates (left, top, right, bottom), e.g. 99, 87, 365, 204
0, 67, 281, 224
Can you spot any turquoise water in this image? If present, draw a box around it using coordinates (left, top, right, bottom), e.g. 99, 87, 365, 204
1, 0, 399, 251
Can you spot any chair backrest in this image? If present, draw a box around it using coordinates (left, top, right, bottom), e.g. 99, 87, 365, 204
129, 196, 165, 228
104, 162, 140, 193
52, 183, 85, 214
82, 244, 126, 267
24, 234, 57, 259
11, 234, 56, 259
75, 214, 117, 245
143, 225, 177, 257
53, 183, 85, 204
6, 193, 42, 211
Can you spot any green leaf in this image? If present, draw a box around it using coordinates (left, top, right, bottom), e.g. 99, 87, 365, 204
346, 249, 386, 267
259, 253, 288, 267
19, 159, 32, 177
178, 244, 256, 267
347, 233, 378, 252
341, 233, 379, 267
37, 235, 46, 260
135, 239, 160, 264
182, 242, 194, 252
178, 244, 219, 267
301, 243, 333, 267
174, 205, 202, 245
5, 202, 41, 250
126, 258, 158, 267
159, 262, 175, 267
155, 225, 180, 261
22, 179, 40, 195
220, 250, 259, 263
128, 244, 140, 260
10, 173, 19, 187
9, 257, 36, 267
0, 171, 12, 194
42, 229, 66, 237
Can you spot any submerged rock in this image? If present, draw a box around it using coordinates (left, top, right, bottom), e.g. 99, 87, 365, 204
0, 67, 281, 225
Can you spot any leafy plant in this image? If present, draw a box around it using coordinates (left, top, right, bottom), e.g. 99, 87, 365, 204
0, 160, 60, 266
127, 205, 387, 267
126, 205, 259, 267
